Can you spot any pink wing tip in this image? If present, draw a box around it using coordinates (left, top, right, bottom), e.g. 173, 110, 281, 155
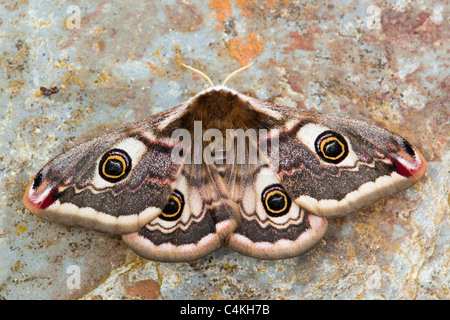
391, 140, 427, 180
23, 178, 58, 213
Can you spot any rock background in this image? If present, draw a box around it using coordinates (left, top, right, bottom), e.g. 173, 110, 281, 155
0, 0, 448, 299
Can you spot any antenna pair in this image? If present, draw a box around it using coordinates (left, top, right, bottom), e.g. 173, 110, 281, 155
181, 62, 253, 87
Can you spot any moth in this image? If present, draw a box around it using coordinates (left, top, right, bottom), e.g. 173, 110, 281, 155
23, 64, 427, 262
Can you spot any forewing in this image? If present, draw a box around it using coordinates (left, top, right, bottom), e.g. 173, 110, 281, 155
23, 105, 190, 234
253, 101, 427, 217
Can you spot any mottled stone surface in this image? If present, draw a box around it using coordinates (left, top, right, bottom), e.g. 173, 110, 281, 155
0, 0, 448, 299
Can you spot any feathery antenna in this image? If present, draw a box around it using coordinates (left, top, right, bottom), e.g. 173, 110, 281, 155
181, 63, 215, 88
222, 63, 253, 87
181, 61, 253, 88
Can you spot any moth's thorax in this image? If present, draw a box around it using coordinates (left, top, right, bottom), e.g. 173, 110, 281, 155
182, 87, 278, 132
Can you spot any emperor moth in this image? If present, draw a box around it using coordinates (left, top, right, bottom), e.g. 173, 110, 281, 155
24, 65, 427, 261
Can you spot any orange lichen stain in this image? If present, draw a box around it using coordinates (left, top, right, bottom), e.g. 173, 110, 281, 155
94, 71, 111, 87
283, 29, 318, 53
227, 33, 265, 66
146, 49, 166, 76
173, 53, 187, 71
92, 27, 105, 34
264, 0, 289, 9
14, 225, 26, 235
34, 89, 43, 98
63, 70, 85, 89
208, 0, 232, 30
210, 292, 224, 299
122, 277, 161, 300
8, 81, 25, 95
235, 0, 256, 17
295, 268, 312, 282
54, 58, 73, 70
146, 61, 165, 76
222, 263, 239, 273
39, 19, 51, 27
91, 40, 105, 53
264, 0, 275, 9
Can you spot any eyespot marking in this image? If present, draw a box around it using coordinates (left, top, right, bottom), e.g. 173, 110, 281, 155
315, 131, 349, 163
160, 189, 184, 221
261, 184, 292, 217
99, 149, 132, 183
